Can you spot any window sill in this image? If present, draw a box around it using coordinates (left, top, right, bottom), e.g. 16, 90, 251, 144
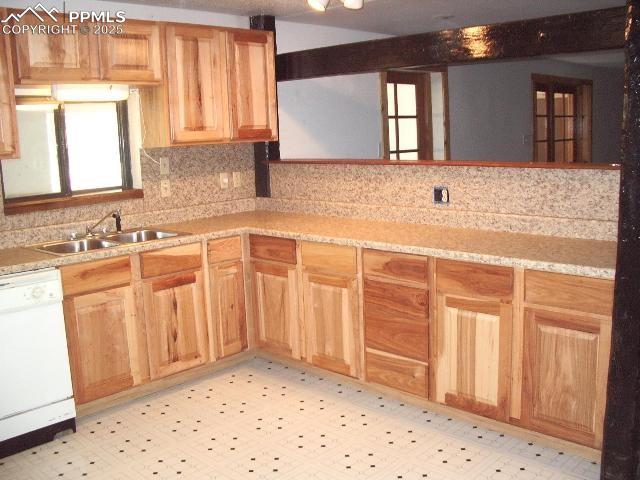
3, 189, 144, 216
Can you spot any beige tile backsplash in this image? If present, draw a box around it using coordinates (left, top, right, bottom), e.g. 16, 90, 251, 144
0, 148, 621, 249
0, 144, 256, 249
262, 163, 620, 241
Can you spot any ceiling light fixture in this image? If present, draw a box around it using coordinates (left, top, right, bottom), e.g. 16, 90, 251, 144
307, 0, 329, 12
307, 0, 364, 12
342, 0, 363, 9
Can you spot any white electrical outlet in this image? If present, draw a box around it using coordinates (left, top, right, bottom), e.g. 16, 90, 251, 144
220, 172, 230, 190
160, 179, 171, 197
232, 171, 242, 188
159, 157, 170, 175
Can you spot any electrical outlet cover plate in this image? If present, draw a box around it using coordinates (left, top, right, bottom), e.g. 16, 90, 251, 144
220, 172, 230, 190
434, 186, 450, 205
160, 179, 171, 198
232, 171, 242, 188
159, 157, 170, 175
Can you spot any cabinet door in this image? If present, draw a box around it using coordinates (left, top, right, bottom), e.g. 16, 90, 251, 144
143, 270, 208, 379
522, 308, 611, 448
12, 13, 99, 82
227, 30, 278, 141
211, 261, 247, 358
99, 21, 162, 83
303, 272, 359, 377
436, 294, 512, 421
63, 286, 140, 404
165, 24, 230, 143
0, 32, 18, 158
252, 261, 299, 357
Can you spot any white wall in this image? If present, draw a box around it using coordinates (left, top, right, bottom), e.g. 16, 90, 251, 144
275, 21, 389, 159
448, 58, 624, 163
0, 0, 248, 27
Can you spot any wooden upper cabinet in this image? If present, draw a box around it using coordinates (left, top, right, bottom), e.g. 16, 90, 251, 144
226, 30, 278, 141
434, 259, 513, 422
98, 21, 162, 84
0, 31, 19, 158
164, 24, 230, 144
11, 12, 99, 83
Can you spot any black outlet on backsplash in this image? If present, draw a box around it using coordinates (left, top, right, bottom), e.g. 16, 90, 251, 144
433, 186, 450, 205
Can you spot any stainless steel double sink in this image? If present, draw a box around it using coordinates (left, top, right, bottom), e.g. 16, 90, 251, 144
30, 229, 185, 256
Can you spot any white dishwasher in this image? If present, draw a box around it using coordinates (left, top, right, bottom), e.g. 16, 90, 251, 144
0, 268, 76, 458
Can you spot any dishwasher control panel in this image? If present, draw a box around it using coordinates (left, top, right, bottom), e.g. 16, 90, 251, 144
0, 269, 63, 313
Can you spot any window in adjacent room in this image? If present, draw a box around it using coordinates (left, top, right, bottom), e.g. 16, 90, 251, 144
381, 69, 450, 161
532, 74, 592, 163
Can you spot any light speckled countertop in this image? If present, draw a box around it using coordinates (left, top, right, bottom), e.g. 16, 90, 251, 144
0, 211, 617, 279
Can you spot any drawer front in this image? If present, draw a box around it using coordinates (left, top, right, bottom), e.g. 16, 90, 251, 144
364, 278, 428, 361
366, 351, 428, 397
363, 249, 429, 284
301, 241, 356, 275
141, 243, 202, 278
249, 235, 297, 264
61, 256, 131, 297
208, 236, 242, 264
436, 259, 513, 300
525, 270, 614, 316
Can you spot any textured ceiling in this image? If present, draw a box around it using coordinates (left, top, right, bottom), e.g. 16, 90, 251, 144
114, 0, 626, 35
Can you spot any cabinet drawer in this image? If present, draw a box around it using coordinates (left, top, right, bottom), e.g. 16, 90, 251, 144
301, 241, 356, 275
61, 256, 131, 297
364, 279, 428, 361
366, 351, 428, 397
208, 236, 242, 264
249, 235, 296, 264
436, 259, 513, 300
141, 243, 202, 278
525, 270, 614, 316
363, 249, 429, 284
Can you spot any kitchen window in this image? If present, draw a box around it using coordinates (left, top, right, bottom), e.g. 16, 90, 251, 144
0, 93, 141, 214
532, 74, 593, 163
381, 69, 450, 161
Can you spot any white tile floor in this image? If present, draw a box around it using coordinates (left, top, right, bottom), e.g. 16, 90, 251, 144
0, 358, 601, 480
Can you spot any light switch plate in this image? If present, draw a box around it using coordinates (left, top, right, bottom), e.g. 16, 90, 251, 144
220, 172, 230, 190
160, 179, 171, 198
159, 157, 170, 175
232, 171, 242, 188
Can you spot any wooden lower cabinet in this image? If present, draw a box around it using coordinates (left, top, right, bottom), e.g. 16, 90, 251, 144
64, 286, 140, 404
366, 351, 428, 397
434, 259, 513, 421
210, 260, 247, 358
61, 257, 146, 405
363, 249, 430, 396
302, 271, 359, 377
252, 260, 299, 357
521, 308, 611, 448
518, 270, 614, 448
142, 270, 208, 379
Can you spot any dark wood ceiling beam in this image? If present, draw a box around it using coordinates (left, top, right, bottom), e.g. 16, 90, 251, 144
276, 7, 626, 81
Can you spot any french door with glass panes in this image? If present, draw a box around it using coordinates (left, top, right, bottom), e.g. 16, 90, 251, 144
532, 75, 592, 163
